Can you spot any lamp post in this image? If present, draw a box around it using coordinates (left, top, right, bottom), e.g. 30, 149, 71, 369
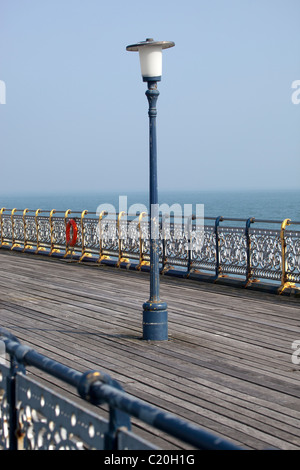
126, 38, 175, 341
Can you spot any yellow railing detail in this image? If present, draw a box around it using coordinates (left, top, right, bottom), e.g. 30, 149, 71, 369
97, 210, 110, 264
64, 209, 72, 258
116, 211, 129, 267
11, 208, 20, 249
79, 210, 92, 262
49, 209, 60, 255
35, 209, 46, 253
137, 212, 150, 270
22, 208, 34, 251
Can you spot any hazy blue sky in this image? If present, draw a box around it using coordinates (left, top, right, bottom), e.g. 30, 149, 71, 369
0, 0, 299, 195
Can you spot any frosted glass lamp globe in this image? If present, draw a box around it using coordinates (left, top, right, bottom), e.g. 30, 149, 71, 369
126, 38, 175, 82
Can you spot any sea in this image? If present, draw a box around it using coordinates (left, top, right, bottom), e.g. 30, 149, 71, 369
0, 189, 299, 228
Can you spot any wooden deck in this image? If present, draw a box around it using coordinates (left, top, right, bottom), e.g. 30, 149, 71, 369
0, 248, 300, 450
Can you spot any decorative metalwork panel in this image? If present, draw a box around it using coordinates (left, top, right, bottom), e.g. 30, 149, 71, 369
15, 373, 109, 450
100, 218, 119, 256
138, 219, 164, 263
218, 227, 247, 276
51, 217, 65, 247
37, 216, 52, 246
12, 215, 25, 244
120, 219, 141, 260
285, 230, 300, 283
190, 225, 216, 272
24, 215, 37, 244
140, 219, 151, 262
82, 219, 100, 252
249, 228, 282, 281
164, 222, 189, 268
1, 215, 12, 243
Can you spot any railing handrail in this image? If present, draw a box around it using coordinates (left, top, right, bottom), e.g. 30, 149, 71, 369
0, 328, 241, 450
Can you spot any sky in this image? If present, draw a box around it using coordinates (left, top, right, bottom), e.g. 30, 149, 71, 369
0, 0, 299, 196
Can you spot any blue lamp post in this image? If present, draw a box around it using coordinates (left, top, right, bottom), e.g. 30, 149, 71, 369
126, 38, 175, 340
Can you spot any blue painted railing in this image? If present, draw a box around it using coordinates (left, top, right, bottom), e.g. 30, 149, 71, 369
0, 328, 242, 450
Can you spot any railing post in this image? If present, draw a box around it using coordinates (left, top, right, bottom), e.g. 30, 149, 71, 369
186, 214, 194, 277
22, 209, 30, 251
117, 211, 124, 267
161, 215, 166, 272
137, 212, 149, 270
80, 209, 87, 261
98, 210, 104, 263
214, 216, 223, 279
97, 210, 109, 264
79, 210, 92, 262
160, 214, 171, 274
0, 207, 8, 246
278, 218, 296, 294
244, 217, 257, 287
10, 208, 18, 250
116, 211, 128, 267
2, 333, 27, 450
49, 209, 60, 255
64, 209, 72, 257
77, 370, 132, 450
34, 209, 43, 253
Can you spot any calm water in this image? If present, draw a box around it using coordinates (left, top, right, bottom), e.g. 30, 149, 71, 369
0, 189, 299, 227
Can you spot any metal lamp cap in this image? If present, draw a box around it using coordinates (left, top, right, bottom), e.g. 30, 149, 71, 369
126, 38, 175, 52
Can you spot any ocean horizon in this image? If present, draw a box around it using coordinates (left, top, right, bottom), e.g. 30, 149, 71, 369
0, 188, 299, 225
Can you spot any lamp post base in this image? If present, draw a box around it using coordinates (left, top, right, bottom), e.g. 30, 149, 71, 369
142, 301, 168, 341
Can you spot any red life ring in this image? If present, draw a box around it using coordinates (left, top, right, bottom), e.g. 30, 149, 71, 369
66, 219, 78, 246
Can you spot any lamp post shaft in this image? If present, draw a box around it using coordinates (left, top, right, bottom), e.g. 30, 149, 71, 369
146, 82, 160, 302
142, 81, 168, 341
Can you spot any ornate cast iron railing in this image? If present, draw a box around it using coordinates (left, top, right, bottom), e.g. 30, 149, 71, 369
0, 207, 299, 294
0, 329, 241, 450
